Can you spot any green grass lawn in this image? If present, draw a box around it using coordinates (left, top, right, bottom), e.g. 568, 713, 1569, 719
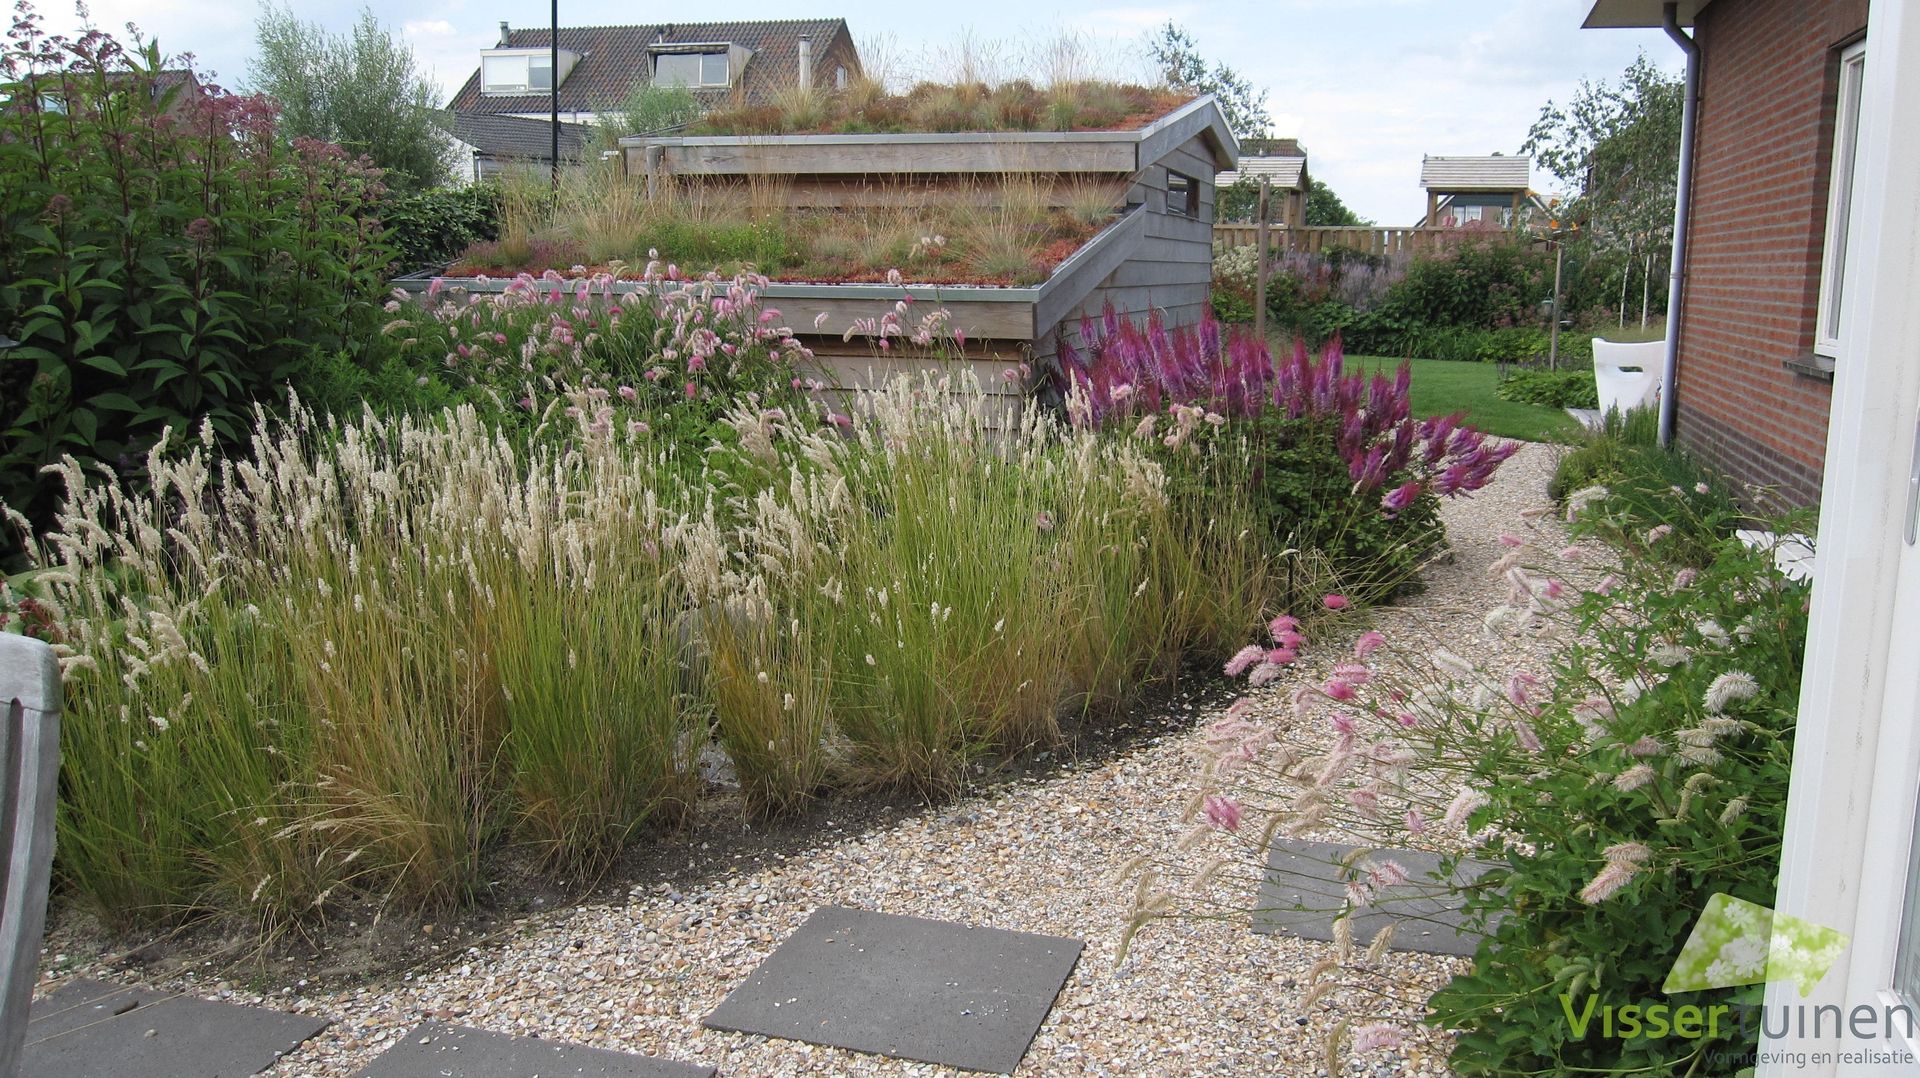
1348, 354, 1585, 444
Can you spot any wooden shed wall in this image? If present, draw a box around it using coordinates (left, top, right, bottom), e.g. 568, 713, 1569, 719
1035, 130, 1218, 367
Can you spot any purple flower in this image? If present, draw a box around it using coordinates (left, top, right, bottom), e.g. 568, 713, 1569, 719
1202, 794, 1243, 832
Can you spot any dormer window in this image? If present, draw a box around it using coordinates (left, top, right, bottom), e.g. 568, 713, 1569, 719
649, 43, 744, 88
481, 48, 577, 95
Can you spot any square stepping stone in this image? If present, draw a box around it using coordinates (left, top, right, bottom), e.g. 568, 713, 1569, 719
349, 1021, 714, 1077
702, 905, 1082, 1074
1253, 837, 1502, 957
25, 978, 328, 1078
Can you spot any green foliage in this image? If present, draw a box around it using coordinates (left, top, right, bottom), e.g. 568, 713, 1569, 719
602, 82, 702, 141
1248, 413, 1443, 604
1553, 418, 1737, 568
380, 185, 500, 272
1497, 367, 1599, 409
1306, 178, 1367, 226
248, 4, 453, 191
1147, 22, 1270, 138
1216, 176, 1369, 226
1429, 494, 1810, 1076
1, 13, 392, 552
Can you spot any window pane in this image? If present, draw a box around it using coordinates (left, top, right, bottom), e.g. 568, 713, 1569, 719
482, 55, 530, 93
654, 54, 701, 87
701, 52, 729, 85
1823, 53, 1866, 339
529, 55, 553, 91
1167, 171, 1197, 217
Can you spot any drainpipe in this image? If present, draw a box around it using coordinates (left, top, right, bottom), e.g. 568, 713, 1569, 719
1659, 2, 1701, 449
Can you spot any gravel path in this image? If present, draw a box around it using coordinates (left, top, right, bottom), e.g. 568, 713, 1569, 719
43, 442, 1568, 1078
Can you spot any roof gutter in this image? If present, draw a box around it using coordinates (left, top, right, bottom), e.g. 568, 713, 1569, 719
1658, 1, 1700, 449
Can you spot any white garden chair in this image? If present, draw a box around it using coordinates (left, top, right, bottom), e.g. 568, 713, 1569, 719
1592, 339, 1664, 417
0, 634, 60, 1078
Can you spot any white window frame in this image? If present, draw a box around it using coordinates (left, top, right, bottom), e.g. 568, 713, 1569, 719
481, 49, 562, 96
1813, 39, 1867, 359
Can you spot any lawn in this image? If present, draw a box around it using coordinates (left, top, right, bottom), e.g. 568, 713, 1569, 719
1348, 354, 1585, 443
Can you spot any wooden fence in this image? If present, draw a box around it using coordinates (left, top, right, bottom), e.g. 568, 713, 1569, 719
1212, 224, 1518, 258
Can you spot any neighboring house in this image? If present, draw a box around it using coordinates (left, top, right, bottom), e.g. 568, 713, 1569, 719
1584, 0, 1867, 508
1416, 155, 1550, 228
1215, 137, 1310, 227
446, 19, 862, 131
445, 112, 593, 183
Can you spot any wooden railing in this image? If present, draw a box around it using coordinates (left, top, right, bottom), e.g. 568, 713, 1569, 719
1213, 224, 1517, 257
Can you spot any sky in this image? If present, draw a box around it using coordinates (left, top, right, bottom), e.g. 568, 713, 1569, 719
27, 0, 1682, 223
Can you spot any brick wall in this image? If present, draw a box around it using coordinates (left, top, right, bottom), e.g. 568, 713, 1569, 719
1677, 0, 1867, 507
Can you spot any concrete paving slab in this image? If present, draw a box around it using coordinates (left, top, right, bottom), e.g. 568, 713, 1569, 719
348, 1021, 714, 1078
702, 905, 1082, 1074
1253, 837, 1502, 957
24, 978, 327, 1078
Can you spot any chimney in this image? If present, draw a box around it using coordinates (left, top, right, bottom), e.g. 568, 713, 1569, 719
497, 21, 510, 46
797, 35, 813, 88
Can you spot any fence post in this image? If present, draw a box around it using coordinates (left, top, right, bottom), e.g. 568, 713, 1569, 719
1255, 180, 1270, 345
0, 634, 61, 1078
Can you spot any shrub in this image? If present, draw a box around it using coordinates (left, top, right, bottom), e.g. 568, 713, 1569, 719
1497, 367, 1599, 409
1057, 307, 1516, 604
1129, 486, 1813, 1076
380, 185, 500, 273
1, 13, 391, 547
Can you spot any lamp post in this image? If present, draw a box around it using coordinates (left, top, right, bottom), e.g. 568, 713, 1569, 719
549, 0, 559, 192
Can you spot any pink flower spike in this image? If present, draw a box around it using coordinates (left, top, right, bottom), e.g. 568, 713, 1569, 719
1268, 614, 1301, 641
1404, 809, 1427, 834
1330, 712, 1356, 735
1202, 794, 1243, 832
1322, 594, 1350, 610
1353, 631, 1386, 660
1266, 648, 1298, 666
1224, 645, 1266, 677
1395, 711, 1418, 728
1498, 532, 1525, 548
1323, 678, 1357, 702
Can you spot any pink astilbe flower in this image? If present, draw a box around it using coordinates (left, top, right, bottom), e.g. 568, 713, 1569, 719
1202, 794, 1244, 831
1382, 480, 1421, 514
1353, 631, 1387, 660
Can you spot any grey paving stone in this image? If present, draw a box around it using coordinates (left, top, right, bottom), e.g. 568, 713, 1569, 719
702, 905, 1082, 1075
348, 1021, 714, 1078
1253, 837, 1503, 957
24, 978, 327, 1078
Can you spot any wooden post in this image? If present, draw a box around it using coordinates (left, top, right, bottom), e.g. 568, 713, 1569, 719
0, 635, 61, 1078
1255, 179, 1270, 344
1548, 239, 1566, 371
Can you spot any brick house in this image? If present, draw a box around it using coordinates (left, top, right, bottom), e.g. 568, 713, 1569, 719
1584, 0, 1870, 507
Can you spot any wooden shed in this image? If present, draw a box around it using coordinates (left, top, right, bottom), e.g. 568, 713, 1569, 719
618, 96, 1238, 395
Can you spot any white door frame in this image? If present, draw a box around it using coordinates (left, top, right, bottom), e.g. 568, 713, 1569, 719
1766, 1, 1920, 1075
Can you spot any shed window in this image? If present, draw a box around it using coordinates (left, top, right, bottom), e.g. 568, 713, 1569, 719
1167, 170, 1199, 217
1814, 39, 1867, 359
